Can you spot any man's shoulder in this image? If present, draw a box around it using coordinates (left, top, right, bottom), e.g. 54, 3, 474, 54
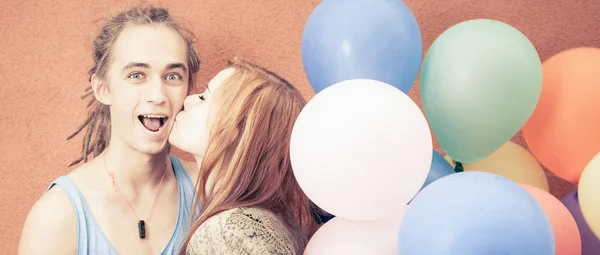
19, 184, 77, 254
170, 155, 199, 184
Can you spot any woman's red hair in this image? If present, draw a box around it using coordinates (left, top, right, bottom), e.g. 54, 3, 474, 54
179, 57, 317, 254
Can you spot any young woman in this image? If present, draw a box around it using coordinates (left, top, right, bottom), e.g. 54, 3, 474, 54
169, 57, 318, 254
19, 5, 201, 255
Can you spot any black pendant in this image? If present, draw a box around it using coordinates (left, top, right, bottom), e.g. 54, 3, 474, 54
138, 220, 146, 239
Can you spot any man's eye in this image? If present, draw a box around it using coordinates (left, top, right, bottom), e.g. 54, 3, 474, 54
128, 72, 144, 79
166, 73, 183, 81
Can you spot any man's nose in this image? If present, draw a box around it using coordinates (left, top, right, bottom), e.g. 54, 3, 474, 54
146, 77, 167, 105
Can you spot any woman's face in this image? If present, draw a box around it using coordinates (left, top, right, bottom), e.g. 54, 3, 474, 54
169, 67, 235, 156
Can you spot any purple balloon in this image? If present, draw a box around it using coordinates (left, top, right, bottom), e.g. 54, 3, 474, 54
561, 189, 600, 255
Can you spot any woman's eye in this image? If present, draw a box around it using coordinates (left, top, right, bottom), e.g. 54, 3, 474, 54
166, 73, 183, 81
128, 72, 144, 79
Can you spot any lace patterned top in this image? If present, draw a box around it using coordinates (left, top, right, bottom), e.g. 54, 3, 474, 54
186, 207, 304, 255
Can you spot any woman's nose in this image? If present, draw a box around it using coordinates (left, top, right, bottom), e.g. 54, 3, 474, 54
183, 94, 203, 108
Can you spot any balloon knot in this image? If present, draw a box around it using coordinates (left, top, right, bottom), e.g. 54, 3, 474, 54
453, 161, 464, 173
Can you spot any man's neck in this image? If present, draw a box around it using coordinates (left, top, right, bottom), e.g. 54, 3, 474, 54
102, 140, 169, 193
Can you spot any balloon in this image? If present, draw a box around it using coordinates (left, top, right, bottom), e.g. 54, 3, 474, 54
301, 0, 422, 94
520, 184, 582, 255
522, 47, 600, 183
421, 150, 455, 190
305, 208, 406, 255
420, 19, 542, 163
327, 150, 450, 213
444, 141, 549, 191
290, 79, 432, 221
398, 171, 555, 254
579, 152, 600, 238
561, 189, 600, 255
311, 202, 335, 224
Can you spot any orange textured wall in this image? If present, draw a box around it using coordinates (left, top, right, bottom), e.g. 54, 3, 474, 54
1, 0, 598, 252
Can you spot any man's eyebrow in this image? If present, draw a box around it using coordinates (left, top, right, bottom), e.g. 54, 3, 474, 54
123, 62, 150, 71
166, 63, 188, 73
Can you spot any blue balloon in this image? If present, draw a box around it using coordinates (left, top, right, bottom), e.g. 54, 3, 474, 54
310, 201, 335, 224
301, 0, 422, 94
421, 150, 455, 190
408, 151, 455, 204
398, 172, 555, 255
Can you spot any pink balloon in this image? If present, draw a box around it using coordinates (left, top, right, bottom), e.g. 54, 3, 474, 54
290, 79, 432, 220
520, 184, 582, 255
305, 207, 406, 255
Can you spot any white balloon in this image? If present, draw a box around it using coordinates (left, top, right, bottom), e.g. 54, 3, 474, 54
290, 79, 432, 220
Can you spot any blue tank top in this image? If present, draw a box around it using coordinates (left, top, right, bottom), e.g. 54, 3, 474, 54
46, 155, 198, 255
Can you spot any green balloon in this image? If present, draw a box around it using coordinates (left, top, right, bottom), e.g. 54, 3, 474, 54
420, 19, 542, 163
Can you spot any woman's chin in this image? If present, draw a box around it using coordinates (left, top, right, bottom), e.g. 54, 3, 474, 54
168, 133, 202, 156
167, 131, 186, 151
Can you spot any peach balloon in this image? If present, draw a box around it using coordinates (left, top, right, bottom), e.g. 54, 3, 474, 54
305, 207, 406, 255
522, 47, 600, 183
521, 184, 582, 255
444, 141, 549, 191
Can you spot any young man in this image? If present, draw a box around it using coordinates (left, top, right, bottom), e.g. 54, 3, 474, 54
19, 5, 200, 255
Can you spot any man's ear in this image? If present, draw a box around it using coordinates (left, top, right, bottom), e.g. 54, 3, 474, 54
91, 74, 111, 105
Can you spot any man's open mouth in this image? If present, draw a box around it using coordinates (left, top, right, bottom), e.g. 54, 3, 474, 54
138, 115, 168, 132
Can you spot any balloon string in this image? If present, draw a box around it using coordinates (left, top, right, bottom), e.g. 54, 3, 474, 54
453, 161, 464, 173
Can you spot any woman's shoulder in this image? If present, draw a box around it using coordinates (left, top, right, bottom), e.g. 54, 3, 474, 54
222, 207, 286, 228
188, 207, 299, 254
204, 207, 294, 242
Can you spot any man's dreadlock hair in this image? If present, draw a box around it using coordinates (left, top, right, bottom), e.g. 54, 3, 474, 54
66, 4, 200, 167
